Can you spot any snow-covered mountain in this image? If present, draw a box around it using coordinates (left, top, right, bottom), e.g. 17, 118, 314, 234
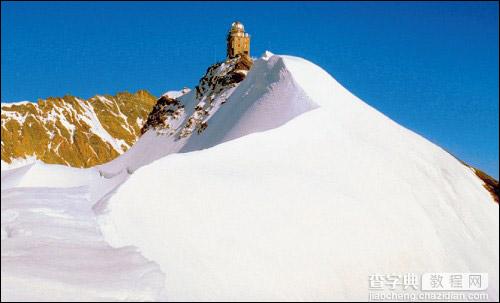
1, 90, 157, 167
1, 52, 498, 301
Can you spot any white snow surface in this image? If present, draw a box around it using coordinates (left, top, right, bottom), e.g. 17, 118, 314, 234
1, 52, 498, 301
1, 163, 165, 301
1, 156, 39, 171
162, 87, 191, 99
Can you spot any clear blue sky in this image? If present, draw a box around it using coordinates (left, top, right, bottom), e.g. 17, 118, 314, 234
1, 1, 498, 178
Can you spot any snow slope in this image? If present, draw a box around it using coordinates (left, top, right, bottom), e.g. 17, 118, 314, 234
98, 53, 318, 175
1, 163, 165, 301
98, 53, 499, 301
1, 52, 498, 301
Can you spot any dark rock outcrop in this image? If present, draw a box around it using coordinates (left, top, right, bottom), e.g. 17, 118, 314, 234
141, 55, 253, 137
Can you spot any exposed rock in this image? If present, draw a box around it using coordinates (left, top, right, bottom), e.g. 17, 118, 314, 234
472, 167, 499, 203
1, 90, 157, 167
140, 95, 184, 135
140, 55, 253, 137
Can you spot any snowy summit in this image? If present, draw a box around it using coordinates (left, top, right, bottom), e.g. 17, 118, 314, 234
1, 21, 498, 302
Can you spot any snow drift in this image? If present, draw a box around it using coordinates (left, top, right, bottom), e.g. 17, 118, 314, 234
1, 163, 165, 301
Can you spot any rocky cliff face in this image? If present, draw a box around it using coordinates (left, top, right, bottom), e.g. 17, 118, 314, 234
1, 90, 156, 167
140, 55, 253, 137
468, 166, 499, 203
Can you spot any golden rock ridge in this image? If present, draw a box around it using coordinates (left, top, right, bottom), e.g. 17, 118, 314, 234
1, 90, 156, 168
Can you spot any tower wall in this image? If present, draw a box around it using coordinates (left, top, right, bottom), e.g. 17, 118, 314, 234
226, 22, 250, 58
227, 35, 250, 58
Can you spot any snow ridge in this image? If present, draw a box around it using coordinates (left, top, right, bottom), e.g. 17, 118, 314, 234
99, 52, 499, 301
1, 51, 498, 302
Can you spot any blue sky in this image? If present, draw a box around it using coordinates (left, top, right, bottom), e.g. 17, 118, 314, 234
1, 1, 498, 178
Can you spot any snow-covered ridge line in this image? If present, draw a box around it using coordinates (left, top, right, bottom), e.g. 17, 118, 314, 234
101, 55, 254, 175
1, 100, 34, 108
162, 87, 191, 99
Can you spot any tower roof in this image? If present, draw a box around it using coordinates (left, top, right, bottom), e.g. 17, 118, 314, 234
230, 21, 245, 32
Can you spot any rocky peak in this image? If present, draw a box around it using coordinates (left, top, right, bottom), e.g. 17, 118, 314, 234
140, 55, 253, 137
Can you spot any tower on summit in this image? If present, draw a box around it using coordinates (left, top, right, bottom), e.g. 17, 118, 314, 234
227, 21, 250, 58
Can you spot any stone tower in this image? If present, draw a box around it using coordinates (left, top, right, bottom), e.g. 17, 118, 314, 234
227, 21, 250, 58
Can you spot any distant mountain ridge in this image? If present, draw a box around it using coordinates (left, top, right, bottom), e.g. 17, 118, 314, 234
1, 90, 156, 167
